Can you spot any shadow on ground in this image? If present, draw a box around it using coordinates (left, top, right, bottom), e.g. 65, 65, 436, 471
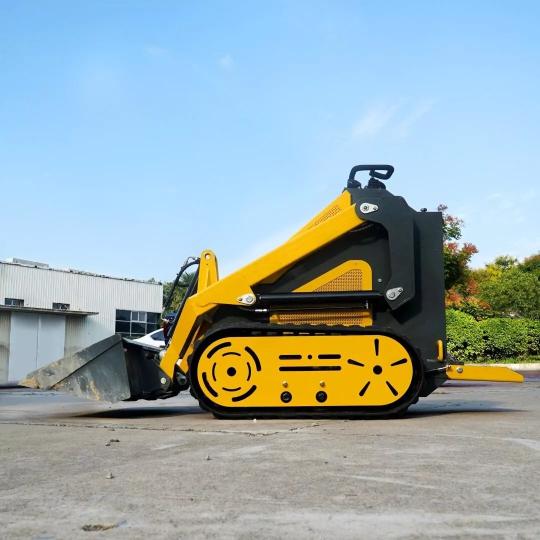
71, 400, 523, 421
74, 405, 206, 419
407, 400, 524, 418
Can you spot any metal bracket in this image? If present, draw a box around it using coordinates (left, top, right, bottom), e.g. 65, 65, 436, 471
359, 203, 379, 214
385, 287, 403, 301
237, 293, 256, 305
425, 366, 450, 374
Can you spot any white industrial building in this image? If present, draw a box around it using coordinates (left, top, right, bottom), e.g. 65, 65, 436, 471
0, 258, 163, 384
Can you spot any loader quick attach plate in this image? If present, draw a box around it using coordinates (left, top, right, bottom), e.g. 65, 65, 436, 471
189, 327, 423, 418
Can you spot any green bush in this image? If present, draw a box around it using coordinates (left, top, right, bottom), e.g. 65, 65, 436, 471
479, 318, 529, 359
477, 267, 540, 319
454, 300, 493, 321
446, 309, 485, 361
446, 309, 540, 362
522, 319, 540, 355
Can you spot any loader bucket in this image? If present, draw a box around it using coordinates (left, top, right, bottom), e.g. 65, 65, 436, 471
20, 334, 175, 402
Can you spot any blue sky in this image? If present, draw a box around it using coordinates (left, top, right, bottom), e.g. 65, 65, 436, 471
1, 1, 539, 281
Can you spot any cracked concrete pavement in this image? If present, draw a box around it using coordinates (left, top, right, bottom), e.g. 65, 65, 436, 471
1, 376, 539, 539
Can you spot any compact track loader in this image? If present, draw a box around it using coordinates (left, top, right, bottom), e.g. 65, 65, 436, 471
22, 165, 523, 418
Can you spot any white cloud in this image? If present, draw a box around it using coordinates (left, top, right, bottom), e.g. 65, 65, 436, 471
218, 54, 234, 70
351, 100, 435, 139
394, 99, 436, 137
352, 104, 400, 138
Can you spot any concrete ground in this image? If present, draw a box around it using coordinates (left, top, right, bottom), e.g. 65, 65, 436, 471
1, 376, 539, 540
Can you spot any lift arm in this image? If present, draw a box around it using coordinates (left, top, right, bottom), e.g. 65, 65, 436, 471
160, 191, 364, 377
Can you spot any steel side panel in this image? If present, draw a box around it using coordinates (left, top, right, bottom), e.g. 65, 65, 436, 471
196, 334, 414, 407
53, 343, 132, 402
20, 334, 123, 388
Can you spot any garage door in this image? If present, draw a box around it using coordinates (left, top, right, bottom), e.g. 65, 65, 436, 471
8, 312, 66, 382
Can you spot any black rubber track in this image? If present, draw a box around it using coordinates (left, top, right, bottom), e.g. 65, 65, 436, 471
188, 322, 424, 419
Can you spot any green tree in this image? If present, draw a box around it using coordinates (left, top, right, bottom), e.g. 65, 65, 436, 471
478, 266, 540, 319
162, 272, 195, 311
438, 204, 478, 291
519, 252, 540, 276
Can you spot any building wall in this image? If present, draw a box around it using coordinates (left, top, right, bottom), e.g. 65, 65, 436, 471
8, 312, 66, 381
0, 312, 10, 383
64, 315, 89, 357
0, 262, 163, 383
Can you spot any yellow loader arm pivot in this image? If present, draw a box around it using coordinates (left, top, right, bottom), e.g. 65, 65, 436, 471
21, 164, 523, 418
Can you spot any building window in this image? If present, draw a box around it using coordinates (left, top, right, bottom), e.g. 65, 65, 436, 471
5, 298, 24, 307
53, 302, 70, 311
115, 310, 161, 337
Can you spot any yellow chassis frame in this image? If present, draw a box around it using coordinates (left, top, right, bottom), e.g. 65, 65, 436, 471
159, 191, 523, 386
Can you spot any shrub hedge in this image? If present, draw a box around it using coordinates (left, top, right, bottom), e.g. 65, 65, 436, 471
446, 309, 540, 362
